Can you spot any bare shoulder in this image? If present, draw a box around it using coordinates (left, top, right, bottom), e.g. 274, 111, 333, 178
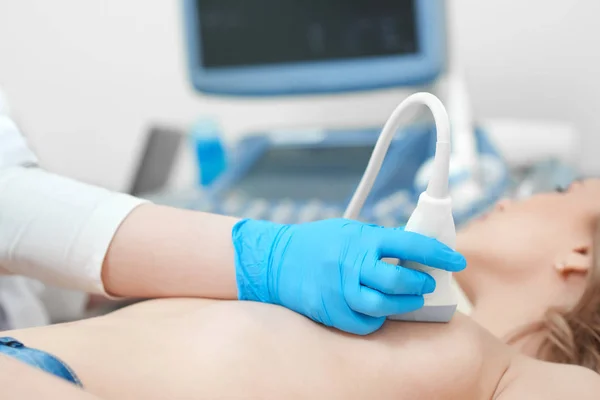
496, 357, 600, 400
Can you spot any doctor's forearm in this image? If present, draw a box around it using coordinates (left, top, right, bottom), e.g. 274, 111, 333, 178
102, 204, 241, 299
0, 166, 240, 298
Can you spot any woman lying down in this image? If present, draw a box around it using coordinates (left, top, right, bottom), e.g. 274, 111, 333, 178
3, 179, 600, 399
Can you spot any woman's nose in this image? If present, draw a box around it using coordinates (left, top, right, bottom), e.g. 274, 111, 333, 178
495, 198, 513, 212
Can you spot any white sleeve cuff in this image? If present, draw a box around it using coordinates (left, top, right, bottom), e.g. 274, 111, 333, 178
0, 167, 149, 296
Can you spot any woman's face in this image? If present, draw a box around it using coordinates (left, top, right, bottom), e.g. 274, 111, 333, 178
457, 179, 600, 282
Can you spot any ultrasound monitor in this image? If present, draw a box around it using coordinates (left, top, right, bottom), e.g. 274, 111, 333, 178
182, 0, 447, 96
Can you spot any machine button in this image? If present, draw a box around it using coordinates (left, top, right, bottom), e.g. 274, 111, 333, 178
388, 191, 412, 209
376, 216, 399, 228
321, 206, 342, 220
373, 191, 412, 218
222, 193, 244, 216
373, 199, 395, 219
189, 198, 213, 213
244, 199, 269, 220
298, 200, 323, 222
271, 200, 295, 223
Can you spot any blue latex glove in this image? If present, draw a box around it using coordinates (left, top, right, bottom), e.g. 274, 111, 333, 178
232, 218, 466, 335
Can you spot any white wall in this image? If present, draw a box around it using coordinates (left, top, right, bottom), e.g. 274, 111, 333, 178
451, 0, 599, 174
0, 0, 597, 191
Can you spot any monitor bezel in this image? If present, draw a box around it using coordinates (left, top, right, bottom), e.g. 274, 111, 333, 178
182, 0, 446, 96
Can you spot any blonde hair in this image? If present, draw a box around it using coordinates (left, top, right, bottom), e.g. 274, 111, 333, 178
507, 217, 600, 372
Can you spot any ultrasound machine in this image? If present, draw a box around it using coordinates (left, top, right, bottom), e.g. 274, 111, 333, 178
141, 0, 510, 227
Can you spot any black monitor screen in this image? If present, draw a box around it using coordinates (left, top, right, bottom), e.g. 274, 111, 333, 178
196, 0, 418, 68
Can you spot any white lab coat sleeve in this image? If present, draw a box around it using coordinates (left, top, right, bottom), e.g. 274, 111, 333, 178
0, 92, 148, 295
0, 166, 148, 295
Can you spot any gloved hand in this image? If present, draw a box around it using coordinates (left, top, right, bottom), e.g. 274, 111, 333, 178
232, 218, 466, 335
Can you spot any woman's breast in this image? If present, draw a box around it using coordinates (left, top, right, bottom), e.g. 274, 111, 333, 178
7, 299, 506, 399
